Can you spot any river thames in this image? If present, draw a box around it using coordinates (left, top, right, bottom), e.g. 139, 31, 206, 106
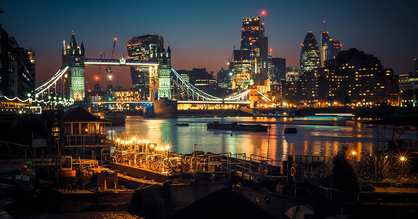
111, 116, 402, 162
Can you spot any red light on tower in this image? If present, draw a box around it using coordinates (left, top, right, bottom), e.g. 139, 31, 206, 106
269, 48, 273, 52
249, 37, 252, 40
261, 10, 266, 16
94, 76, 99, 81
262, 22, 265, 26
114, 37, 117, 41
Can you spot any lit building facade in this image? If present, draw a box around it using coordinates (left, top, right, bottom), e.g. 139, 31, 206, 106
320, 30, 341, 67
414, 58, 418, 77
62, 31, 85, 101
300, 31, 320, 75
0, 24, 35, 99
325, 48, 398, 104
233, 13, 269, 86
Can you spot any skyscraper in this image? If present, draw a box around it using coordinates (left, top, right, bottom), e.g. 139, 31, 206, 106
300, 31, 320, 75
320, 22, 341, 67
270, 58, 286, 83
414, 58, 418, 77
127, 34, 164, 100
233, 12, 268, 86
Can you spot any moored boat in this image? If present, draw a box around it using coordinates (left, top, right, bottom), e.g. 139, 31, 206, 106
283, 127, 297, 133
207, 122, 268, 132
175, 122, 189, 126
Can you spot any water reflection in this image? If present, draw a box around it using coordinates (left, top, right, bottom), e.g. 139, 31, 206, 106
112, 116, 378, 162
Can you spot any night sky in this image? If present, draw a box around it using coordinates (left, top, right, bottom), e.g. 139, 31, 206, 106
1, 0, 417, 90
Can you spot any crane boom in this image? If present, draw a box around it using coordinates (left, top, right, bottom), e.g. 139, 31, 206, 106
111, 37, 117, 59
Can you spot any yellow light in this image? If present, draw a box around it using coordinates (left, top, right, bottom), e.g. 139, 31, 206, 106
161, 147, 165, 151
133, 137, 136, 141
146, 140, 149, 144
400, 156, 406, 161
352, 151, 356, 155
150, 144, 154, 148
142, 140, 145, 143
137, 140, 141, 143
156, 146, 160, 150
165, 145, 169, 149
121, 141, 125, 144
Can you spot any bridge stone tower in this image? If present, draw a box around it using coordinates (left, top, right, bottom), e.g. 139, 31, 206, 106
62, 31, 85, 101
157, 45, 171, 100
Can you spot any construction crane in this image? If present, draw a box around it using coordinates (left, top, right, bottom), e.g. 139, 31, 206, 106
106, 38, 117, 90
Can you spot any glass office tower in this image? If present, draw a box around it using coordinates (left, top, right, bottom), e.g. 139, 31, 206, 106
300, 31, 320, 75
126, 34, 164, 100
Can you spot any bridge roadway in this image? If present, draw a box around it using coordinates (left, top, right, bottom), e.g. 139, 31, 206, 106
92, 100, 250, 105
84, 58, 158, 67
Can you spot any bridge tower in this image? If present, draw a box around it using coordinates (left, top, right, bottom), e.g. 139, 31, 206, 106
157, 44, 171, 100
62, 31, 85, 101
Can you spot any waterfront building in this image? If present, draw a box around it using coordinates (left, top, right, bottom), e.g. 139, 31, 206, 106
299, 32, 320, 75
0, 24, 35, 99
270, 58, 286, 84
299, 69, 326, 105
62, 31, 85, 101
324, 48, 399, 104
283, 80, 300, 104
64, 106, 112, 159
233, 13, 269, 86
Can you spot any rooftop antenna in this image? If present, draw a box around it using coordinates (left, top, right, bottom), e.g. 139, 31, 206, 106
323, 20, 326, 32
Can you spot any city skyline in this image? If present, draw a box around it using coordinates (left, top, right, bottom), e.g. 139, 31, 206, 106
1, 0, 417, 90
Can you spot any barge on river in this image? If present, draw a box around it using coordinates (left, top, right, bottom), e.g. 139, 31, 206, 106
207, 121, 268, 132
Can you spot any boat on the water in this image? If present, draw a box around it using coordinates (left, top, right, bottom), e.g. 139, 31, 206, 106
207, 121, 268, 132
175, 122, 189, 126
283, 127, 297, 133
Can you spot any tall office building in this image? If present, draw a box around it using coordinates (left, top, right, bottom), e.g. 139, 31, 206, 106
320, 23, 342, 67
62, 32, 85, 101
414, 58, 418, 77
270, 58, 286, 83
233, 12, 268, 86
0, 24, 35, 99
300, 31, 320, 75
127, 34, 164, 100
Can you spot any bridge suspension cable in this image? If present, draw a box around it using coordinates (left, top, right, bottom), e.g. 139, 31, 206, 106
171, 68, 250, 102
34, 66, 69, 96
171, 68, 222, 101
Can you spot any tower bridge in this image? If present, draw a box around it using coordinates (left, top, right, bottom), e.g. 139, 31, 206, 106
29, 32, 271, 116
